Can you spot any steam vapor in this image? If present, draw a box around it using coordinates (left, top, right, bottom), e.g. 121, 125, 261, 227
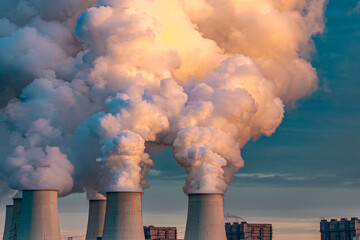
0, 0, 326, 197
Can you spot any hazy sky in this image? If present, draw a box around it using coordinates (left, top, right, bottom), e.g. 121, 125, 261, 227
1, 0, 360, 240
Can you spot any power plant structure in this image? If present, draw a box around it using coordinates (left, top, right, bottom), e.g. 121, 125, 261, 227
1, 190, 277, 240
225, 222, 273, 240
101, 191, 145, 240
320, 217, 360, 240
184, 193, 227, 240
144, 225, 177, 240
85, 199, 106, 240
2, 205, 13, 240
17, 190, 61, 240
8, 197, 22, 240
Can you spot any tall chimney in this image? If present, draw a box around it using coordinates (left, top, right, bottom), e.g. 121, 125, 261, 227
2, 205, 13, 240
9, 198, 22, 240
102, 192, 145, 240
85, 199, 107, 240
17, 190, 61, 240
184, 193, 226, 240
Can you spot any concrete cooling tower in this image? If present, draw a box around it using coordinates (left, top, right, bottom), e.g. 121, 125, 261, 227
9, 197, 22, 240
85, 199, 107, 240
2, 205, 13, 240
17, 190, 61, 240
102, 192, 145, 240
184, 193, 227, 240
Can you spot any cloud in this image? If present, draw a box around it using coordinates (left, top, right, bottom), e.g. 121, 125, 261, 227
0, 0, 327, 197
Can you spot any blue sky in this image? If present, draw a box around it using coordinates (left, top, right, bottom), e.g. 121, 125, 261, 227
1, 0, 360, 239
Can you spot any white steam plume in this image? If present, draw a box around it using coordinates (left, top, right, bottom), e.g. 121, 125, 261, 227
0, 0, 326, 197
183, 0, 326, 104
0, 0, 96, 107
0, 0, 96, 196
174, 55, 283, 193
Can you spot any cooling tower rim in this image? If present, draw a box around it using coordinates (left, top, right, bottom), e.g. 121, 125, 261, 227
187, 193, 224, 196
106, 191, 143, 193
21, 189, 58, 192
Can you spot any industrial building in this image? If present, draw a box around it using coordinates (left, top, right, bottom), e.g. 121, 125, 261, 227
225, 222, 272, 240
144, 226, 177, 240
90, 226, 177, 240
320, 218, 360, 240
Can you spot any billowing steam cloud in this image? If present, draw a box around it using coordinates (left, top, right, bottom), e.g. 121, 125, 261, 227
174, 55, 284, 193
0, 0, 326, 197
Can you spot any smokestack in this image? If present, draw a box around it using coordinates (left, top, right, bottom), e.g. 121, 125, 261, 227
17, 190, 61, 240
184, 194, 226, 240
9, 198, 22, 240
102, 192, 145, 240
2, 205, 13, 240
85, 199, 107, 240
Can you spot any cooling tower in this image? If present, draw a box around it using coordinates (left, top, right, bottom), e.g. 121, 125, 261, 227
184, 193, 227, 240
85, 199, 107, 240
9, 198, 22, 240
102, 192, 145, 240
2, 205, 13, 240
17, 190, 61, 240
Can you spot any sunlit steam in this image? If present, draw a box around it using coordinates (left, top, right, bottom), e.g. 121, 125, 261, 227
0, 0, 326, 196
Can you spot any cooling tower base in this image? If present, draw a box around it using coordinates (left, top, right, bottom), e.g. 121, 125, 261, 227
184, 193, 227, 240
85, 199, 107, 240
9, 198, 22, 240
18, 190, 61, 240
2, 205, 13, 240
102, 192, 145, 240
